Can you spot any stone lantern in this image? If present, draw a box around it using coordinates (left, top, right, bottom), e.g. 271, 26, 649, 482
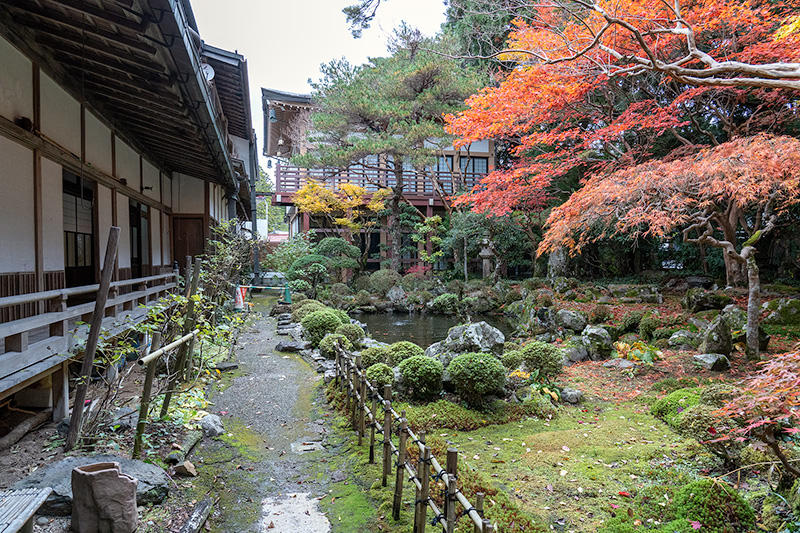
479, 231, 494, 279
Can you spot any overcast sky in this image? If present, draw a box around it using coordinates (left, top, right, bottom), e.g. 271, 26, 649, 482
191, 0, 448, 164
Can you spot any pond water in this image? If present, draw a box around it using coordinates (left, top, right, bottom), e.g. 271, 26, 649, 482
355, 313, 514, 348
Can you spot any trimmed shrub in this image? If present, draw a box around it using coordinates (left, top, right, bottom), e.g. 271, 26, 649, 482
500, 349, 523, 370
699, 383, 738, 407
651, 388, 701, 427
520, 341, 564, 381
291, 300, 326, 322
388, 341, 424, 363
399, 356, 443, 400
369, 269, 402, 296
300, 309, 343, 347
588, 304, 612, 324
332, 309, 351, 326
354, 290, 372, 307
335, 323, 365, 347
330, 283, 352, 295
407, 290, 434, 306
366, 363, 394, 387
430, 293, 459, 314
291, 298, 322, 313
673, 479, 755, 532
318, 333, 353, 359
361, 346, 392, 369
504, 289, 523, 305
521, 277, 544, 291
446, 279, 464, 296
674, 404, 743, 463
353, 274, 371, 292
621, 310, 645, 333
447, 352, 506, 407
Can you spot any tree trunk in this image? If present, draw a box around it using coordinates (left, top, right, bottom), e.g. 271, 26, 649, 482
744, 248, 761, 361
463, 238, 468, 282
389, 167, 405, 272
721, 209, 746, 287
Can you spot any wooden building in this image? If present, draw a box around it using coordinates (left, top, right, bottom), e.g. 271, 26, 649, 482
262, 87, 494, 270
0, 0, 256, 417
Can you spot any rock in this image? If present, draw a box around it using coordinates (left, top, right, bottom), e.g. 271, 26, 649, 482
356, 305, 377, 314
668, 330, 697, 350
11, 454, 169, 516
722, 304, 747, 332
562, 337, 589, 363
425, 321, 506, 368
386, 286, 407, 304
547, 248, 570, 279
71, 462, 138, 533
556, 309, 587, 333
603, 358, 636, 369
581, 325, 613, 360
269, 304, 291, 316
361, 337, 390, 349
560, 387, 584, 404
699, 315, 733, 356
688, 316, 710, 331
693, 353, 730, 371
214, 362, 239, 372
110, 407, 138, 432
37, 517, 49, 526
275, 340, 310, 352
173, 461, 197, 477
682, 288, 733, 313
619, 297, 642, 304
549, 276, 571, 294
763, 298, 800, 325
199, 414, 224, 437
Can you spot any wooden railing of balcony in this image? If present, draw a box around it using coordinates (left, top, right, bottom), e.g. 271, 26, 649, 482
274, 162, 484, 197
0, 272, 178, 401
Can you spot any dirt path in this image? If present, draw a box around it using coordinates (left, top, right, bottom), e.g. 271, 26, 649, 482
188, 296, 343, 532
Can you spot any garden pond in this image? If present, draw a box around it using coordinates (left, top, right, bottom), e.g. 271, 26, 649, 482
356, 312, 513, 347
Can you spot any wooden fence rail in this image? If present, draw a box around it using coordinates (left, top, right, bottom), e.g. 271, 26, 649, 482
334, 348, 494, 532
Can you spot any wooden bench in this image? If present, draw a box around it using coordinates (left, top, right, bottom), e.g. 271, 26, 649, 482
0, 487, 53, 533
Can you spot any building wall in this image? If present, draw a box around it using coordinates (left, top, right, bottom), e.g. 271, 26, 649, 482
84, 113, 113, 176
0, 36, 32, 123
40, 74, 81, 157
151, 208, 162, 266
0, 136, 35, 272
97, 185, 113, 268
41, 157, 64, 272
172, 173, 205, 214
142, 161, 160, 203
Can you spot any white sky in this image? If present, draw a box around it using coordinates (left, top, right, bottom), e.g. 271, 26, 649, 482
191, 0, 448, 169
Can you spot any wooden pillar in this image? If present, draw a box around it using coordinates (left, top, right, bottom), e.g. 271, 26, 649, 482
51, 361, 69, 422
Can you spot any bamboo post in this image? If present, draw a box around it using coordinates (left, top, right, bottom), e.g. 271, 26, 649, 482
355, 355, 363, 443
183, 255, 192, 297
344, 357, 351, 411
182, 334, 197, 382
392, 412, 408, 521
351, 360, 359, 431
483, 520, 494, 533
335, 350, 341, 387
446, 477, 457, 533
444, 448, 458, 530
65, 226, 120, 451
359, 380, 366, 444
474, 493, 485, 533
382, 384, 392, 487
162, 258, 201, 418
413, 431, 427, 532
369, 388, 377, 463
414, 445, 431, 533
132, 332, 162, 458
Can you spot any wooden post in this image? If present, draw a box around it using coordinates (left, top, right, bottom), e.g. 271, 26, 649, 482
334, 350, 340, 387
446, 477, 457, 533
161, 258, 200, 418
66, 226, 120, 451
344, 357, 351, 411
382, 384, 392, 487
351, 361, 359, 431
182, 334, 197, 381
133, 332, 162, 458
444, 448, 458, 529
483, 520, 494, 533
474, 493, 485, 533
392, 412, 408, 521
183, 255, 192, 297
414, 445, 431, 533
369, 388, 378, 464
359, 380, 366, 444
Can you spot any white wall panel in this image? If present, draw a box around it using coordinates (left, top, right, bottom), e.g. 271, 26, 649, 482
172, 173, 204, 213
115, 139, 139, 189
162, 212, 171, 265
0, 37, 32, 124
41, 157, 64, 271
150, 209, 161, 266
116, 193, 131, 268
162, 175, 172, 208
40, 74, 80, 156
97, 185, 113, 268
142, 162, 160, 201
85, 112, 112, 175
0, 136, 35, 271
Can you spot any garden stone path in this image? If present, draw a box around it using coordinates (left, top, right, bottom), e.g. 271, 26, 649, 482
190, 296, 341, 532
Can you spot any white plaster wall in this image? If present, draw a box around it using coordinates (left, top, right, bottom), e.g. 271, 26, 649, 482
150, 209, 161, 266
115, 139, 140, 190
161, 175, 172, 208
142, 161, 160, 201
116, 193, 131, 268
0, 136, 35, 272
172, 173, 204, 214
41, 157, 64, 271
0, 36, 32, 124
84, 112, 113, 176
97, 185, 113, 268
162, 212, 171, 265
231, 135, 250, 167
40, 74, 81, 157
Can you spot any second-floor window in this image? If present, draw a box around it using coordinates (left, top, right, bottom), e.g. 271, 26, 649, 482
459, 157, 488, 176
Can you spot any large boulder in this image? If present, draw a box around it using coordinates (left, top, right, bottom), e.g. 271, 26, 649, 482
10, 454, 169, 516
556, 309, 587, 333
693, 353, 730, 371
763, 298, 800, 325
682, 288, 733, 313
668, 330, 697, 350
561, 336, 589, 363
424, 321, 505, 368
581, 325, 613, 360
724, 304, 770, 351
608, 285, 663, 304
699, 315, 733, 356
386, 286, 407, 304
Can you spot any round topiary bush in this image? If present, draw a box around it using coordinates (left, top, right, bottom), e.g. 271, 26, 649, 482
520, 341, 564, 381
361, 346, 391, 368
399, 356, 443, 400
388, 341, 425, 363
366, 363, 394, 387
369, 269, 402, 296
673, 479, 755, 531
500, 349, 523, 370
430, 293, 459, 314
335, 323, 365, 347
361, 346, 394, 368
291, 298, 323, 313
318, 333, 353, 359
291, 300, 326, 322
354, 290, 372, 307
300, 309, 343, 347
447, 352, 506, 407
330, 283, 352, 296
332, 309, 351, 326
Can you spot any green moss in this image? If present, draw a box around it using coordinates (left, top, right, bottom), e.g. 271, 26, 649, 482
651, 388, 701, 427
673, 479, 755, 532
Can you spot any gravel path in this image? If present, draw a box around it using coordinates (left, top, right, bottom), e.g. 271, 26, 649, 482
191, 297, 339, 532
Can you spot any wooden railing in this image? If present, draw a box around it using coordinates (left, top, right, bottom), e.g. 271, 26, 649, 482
275, 162, 485, 197
0, 272, 178, 399
334, 348, 495, 533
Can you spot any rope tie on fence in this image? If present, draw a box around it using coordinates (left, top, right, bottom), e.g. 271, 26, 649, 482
431, 513, 446, 526
462, 506, 477, 517
432, 469, 446, 481
415, 497, 431, 505
408, 474, 419, 483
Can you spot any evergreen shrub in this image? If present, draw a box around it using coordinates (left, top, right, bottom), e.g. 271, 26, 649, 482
388, 341, 424, 363
399, 356, 443, 400
318, 333, 353, 359
300, 309, 343, 347
361, 346, 392, 369
520, 341, 564, 381
369, 269, 402, 296
335, 323, 365, 347
365, 363, 394, 387
447, 352, 506, 407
